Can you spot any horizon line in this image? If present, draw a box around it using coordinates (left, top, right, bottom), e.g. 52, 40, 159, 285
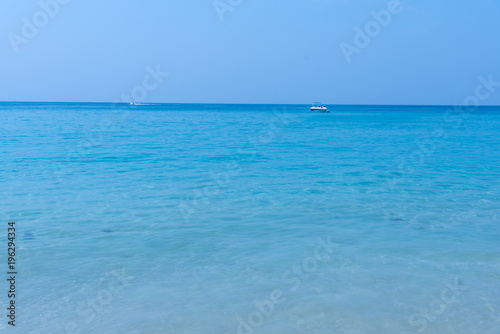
1, 101, 500, 107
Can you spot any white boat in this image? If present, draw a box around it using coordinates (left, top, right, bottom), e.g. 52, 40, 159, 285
311, 102, 329, 112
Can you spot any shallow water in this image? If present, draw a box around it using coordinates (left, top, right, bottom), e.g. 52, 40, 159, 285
1, 102, 499, 333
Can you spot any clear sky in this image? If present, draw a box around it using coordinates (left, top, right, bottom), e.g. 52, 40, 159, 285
1, 0, 499, 105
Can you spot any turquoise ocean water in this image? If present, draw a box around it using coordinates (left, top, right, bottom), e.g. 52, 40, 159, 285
1, 102, 499, 333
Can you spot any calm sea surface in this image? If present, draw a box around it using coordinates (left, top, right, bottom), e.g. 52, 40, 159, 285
1, 103, 499, 333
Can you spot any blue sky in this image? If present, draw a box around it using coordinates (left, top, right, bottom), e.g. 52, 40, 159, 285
1, 0, 499, 105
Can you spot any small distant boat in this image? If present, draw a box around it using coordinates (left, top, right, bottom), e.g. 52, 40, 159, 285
311, 102, 329, 113
130, 102, 140, 106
